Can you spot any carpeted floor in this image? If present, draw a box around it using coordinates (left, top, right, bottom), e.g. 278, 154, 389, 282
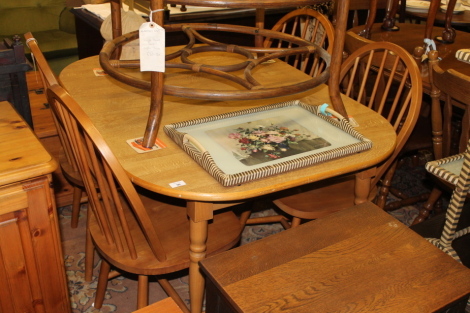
59, 156, 469, 313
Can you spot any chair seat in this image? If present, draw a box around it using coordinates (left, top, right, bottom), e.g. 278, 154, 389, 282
273, 175, 375, 219
90, 191, 243, 276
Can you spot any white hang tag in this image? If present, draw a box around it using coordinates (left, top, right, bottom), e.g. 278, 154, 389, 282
139, 22, 165, 72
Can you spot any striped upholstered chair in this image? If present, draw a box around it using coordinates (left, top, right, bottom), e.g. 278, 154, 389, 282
424, 139, 470, 262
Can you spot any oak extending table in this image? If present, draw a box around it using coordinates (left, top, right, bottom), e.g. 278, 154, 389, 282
59, 50, 397, 313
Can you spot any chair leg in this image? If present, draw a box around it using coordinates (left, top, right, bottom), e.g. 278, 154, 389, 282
158, 279, 190, 313
137, 275, 149, 309
375, 161, 397, 209
384, 191, 430, 211
411, 187, 443, 225
85, 210, 94, 282
291, 217, 302, 228
94, 260, 111, 309
238, 209, 252, 226
71, 187, 83, 228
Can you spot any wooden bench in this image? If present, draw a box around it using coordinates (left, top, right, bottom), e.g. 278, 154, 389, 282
200, 202, 470, 313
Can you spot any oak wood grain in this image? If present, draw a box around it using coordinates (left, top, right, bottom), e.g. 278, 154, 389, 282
0, 101, 57, 185
201, 202, 470, 313
0, 101, 70, 312
58, 53, 397, 203
132, 297, 184, 313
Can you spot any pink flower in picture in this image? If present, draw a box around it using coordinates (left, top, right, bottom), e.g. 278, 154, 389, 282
228, 123, 311, 159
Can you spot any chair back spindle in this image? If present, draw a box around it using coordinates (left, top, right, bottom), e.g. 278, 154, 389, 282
264, 8, 334, 78
271, 41, 422, 225
46, 85, 168, 262
24, 32, 88, 235
339, 42, 422, 186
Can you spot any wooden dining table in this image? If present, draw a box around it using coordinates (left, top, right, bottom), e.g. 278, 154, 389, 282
405, 9, 470, 28
59, 49, 397, 313
349, 23, 470, 92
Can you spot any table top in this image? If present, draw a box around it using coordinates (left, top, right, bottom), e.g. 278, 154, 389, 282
406, 9, 470, 27
200, 202, 470, 312
59, 52, 396, 203
350, 23, 470, 76
0, 101, 57, 186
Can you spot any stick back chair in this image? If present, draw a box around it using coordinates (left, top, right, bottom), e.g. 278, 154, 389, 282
344, 31, 433, 213
45, 84, 243, 311
24, 32, 95, 282
263, 8, 335, 77
412, 50, 470, 225
24, 32, 86, 229
269, 41, 422, 228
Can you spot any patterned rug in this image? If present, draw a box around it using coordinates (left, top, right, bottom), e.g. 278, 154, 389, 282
59, 157, 466, 313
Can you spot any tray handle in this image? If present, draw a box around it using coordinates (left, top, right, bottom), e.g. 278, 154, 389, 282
183, 134, 207, 153
319, 103, 346, 120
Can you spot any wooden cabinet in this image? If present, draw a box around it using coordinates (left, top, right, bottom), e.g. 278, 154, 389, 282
200, 202, 470, 313
0, 101, 71, 313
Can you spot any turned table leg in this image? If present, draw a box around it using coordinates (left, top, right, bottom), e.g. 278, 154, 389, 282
187, 201, 213, 313
354, 168, 376, 205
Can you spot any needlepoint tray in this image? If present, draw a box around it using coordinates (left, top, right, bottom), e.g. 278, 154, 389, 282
164, 100, 372, 186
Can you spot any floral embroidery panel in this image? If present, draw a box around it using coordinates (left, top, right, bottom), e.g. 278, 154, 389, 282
206, 116, 331, 166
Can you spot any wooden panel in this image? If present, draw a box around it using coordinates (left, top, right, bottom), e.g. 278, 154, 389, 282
0, 184, 28, 215
0, 212, 36, 313
0, 101, 56, 186
132, 297, 184, 313
201, 202, 470, 313
23, 177, 70, 312
0, 101, 71, 313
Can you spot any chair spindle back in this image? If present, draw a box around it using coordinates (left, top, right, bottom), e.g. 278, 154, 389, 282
264, 8, 334, 77
339, 41, 423, 185
46, 84, 168, 262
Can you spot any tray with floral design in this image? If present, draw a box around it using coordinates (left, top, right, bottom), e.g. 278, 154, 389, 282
163, 100, 372, 186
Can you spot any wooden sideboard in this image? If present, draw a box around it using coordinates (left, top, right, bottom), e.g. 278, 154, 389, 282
0, 101, 71, 313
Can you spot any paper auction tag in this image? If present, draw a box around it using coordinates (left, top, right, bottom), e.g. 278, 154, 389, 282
139, 22, 165, 72
126, 137, 167, 153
